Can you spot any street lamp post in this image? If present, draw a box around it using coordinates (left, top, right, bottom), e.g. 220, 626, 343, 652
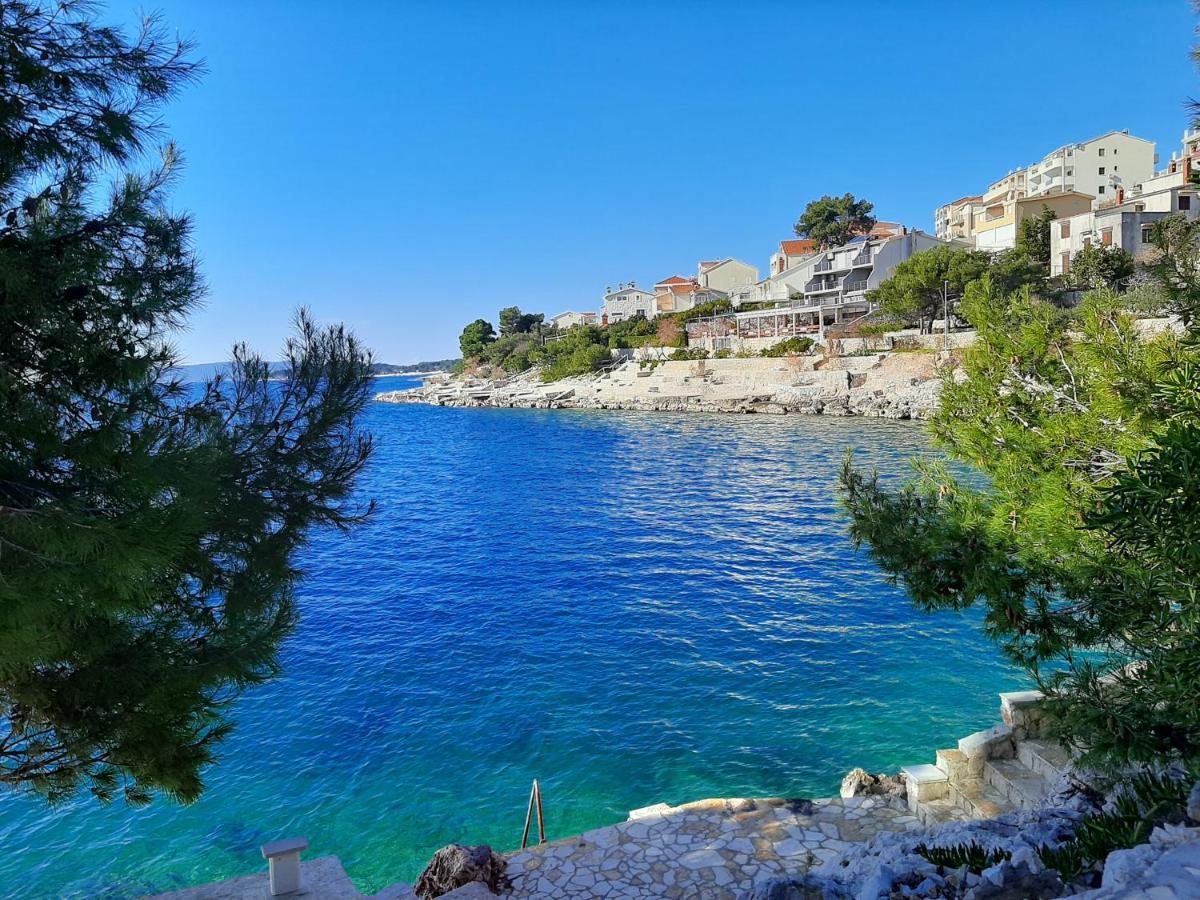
943, 279, 950, 350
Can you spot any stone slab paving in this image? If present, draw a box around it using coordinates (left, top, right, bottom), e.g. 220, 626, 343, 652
501, 795, 921, 900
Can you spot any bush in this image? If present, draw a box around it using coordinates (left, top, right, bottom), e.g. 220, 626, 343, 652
668, 347, 709, 361
540, 343, 610, 382
713, 349, 732, 359
761, 337, 814, 357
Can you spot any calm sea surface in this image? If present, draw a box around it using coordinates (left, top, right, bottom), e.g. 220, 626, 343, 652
0, 376, 1024, 897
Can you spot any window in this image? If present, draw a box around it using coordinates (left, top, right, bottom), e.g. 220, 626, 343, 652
1113, 148, 1118, 155
1102, 228, 1113, 246
1181, 194, 1192, 210
1098, 148, 1106, 157
1067, 167, 1073, 177
1099, 167, 1106, 175
1099, 186, 1106, 194
1142, 226, 1154, 243
1061, 252, 1071, 273
1060, 221, 1071, 238
1113, 165, 1118, 172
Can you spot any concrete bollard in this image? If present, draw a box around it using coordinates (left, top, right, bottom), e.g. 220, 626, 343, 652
261, 837, 308, 896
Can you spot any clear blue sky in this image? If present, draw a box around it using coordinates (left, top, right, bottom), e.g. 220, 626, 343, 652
109, 0, 1197, 364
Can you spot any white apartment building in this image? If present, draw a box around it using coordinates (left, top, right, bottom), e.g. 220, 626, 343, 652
935, 130, 1157, 244
1050, 128, 1200, 277
600, 282, 656, 324
1025, 130, 1155, 203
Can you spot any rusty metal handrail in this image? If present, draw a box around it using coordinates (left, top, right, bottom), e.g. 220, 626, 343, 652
520, 779, 546, 849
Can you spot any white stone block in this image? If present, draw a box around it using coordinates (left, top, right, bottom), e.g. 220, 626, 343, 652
261, 837, 307, 897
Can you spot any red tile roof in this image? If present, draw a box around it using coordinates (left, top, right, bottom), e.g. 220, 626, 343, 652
779, 239, 816, 256
655, 275, 692, 286
698, 260, 722, 271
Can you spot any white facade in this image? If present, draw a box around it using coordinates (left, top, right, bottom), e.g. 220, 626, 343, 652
600, 284, 656, 323
550, 311, 597, 329
687, 230, 958, 350
1050, 184, 1200, 277
1025, 130, 1155, 205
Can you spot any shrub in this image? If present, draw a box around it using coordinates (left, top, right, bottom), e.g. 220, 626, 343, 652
713, 349, 732, 359
761, 337, 814, 357
914, 843, 1011, 873
669, 347, 709, 361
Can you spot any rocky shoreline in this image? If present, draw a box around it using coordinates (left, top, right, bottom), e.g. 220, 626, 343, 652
375, 352, 957, 420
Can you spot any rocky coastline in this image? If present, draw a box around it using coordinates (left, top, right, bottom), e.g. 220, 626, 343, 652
375, 351, 957, 420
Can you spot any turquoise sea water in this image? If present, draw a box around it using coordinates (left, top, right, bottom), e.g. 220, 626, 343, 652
0, 377, 1024, 897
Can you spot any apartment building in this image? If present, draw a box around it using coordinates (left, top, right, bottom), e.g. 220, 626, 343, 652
974, 190, 1094, 252
1050, 128, 1200, 277
688, 228, 952, 350
936, 130, 1157, 246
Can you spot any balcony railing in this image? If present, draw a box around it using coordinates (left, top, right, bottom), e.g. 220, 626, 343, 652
843, 280, 869, 294
814, 258, 834, 273
851, 250, 873, 266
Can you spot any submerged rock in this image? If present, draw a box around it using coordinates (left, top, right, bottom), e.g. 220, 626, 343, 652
413, 844, 507, 899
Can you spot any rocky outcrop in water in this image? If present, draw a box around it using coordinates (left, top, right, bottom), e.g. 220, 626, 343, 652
413, 844, 508, 899
839, 768, 907, 800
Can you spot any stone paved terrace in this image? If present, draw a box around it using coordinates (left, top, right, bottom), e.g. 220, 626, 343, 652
501, 794, 921, 899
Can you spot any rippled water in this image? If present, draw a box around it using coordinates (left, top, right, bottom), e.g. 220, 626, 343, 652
0, 376, 1024, 897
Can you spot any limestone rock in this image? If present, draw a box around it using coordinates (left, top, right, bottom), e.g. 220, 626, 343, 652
413, 844, 508, 899
838, 767, 906, 800
966, 861, 1064, 899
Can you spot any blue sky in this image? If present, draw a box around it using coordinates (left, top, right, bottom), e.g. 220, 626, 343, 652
115, 0, 1197, 364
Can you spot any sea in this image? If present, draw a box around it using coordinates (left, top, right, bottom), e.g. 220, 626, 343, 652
0, 375, 1023, 897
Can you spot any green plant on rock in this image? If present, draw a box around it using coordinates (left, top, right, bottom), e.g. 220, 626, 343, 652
914, 842, 1011, 873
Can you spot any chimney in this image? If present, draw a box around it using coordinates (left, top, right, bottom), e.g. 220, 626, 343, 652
605, 285, 612, 294
629, 280, 636, 288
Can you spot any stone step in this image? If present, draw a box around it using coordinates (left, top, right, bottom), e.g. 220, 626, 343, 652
899, 763, 949, 814
1017, 739, 1073, 782
983, 758, 1053, 810
935, 748, 968, 781
949, 776, 1016, 820
915, 797, 972, 828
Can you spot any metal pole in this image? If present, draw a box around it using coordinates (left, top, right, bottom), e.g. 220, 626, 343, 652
521, 781, 536, 849
943, 279, 950, 349
534, 779, 546, 844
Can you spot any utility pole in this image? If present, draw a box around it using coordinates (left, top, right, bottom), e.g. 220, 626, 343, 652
943, 279, 950, 350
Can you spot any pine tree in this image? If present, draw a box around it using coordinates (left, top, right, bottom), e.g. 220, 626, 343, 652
0, 2, 374, 804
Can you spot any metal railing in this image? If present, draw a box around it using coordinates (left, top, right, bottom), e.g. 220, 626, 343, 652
521, 779, 546, 849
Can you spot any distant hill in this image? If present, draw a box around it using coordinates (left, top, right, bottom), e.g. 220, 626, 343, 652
174, 359, 459, 383
371, 359, 459, 375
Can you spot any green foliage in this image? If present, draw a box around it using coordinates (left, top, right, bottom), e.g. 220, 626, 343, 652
1035, 842, 1086, 881
840, 246, 1200, 771
669, 347, 709, 361
856, 321, 904, 337
538, 335, 610, 381
867, 245, 992, 333
713, 348, 732, 359
761, 337, 814, 357
914, 842, 1011, 872
1035, 769, 1194, 879
0, 2, 374, 805
1016, 205, 1057, 266
985, 248, 1052, 298
1071, 244, 1135, 290
498, 306, 544, 336
459, 318, 497, 359
793, 193, 876, 250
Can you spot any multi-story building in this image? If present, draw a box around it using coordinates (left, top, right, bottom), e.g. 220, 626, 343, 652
688, 228, 953, 350
600, 282, 656, 324
973, 190, 1094, 252
935, 195, 982, 242
1025, 130, 1155, 202
936, 130, 1157, 245
1050, 128, 1200, 277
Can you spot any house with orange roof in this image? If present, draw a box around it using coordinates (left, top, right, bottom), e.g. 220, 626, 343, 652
652, 274, 725, 314
769, 239, 818, 276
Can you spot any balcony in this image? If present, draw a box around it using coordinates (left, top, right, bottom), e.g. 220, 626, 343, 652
814, 257, 834, 273
805, 276, 842, 293
850, 249, 873, 267
843, 280, 869, 294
